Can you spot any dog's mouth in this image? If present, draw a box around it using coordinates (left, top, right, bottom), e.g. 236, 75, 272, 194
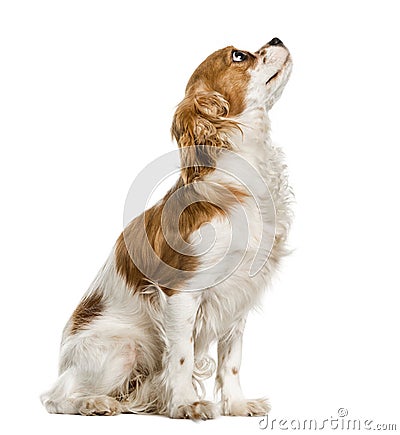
265, 55, 290, 86
266, 71, 280, 85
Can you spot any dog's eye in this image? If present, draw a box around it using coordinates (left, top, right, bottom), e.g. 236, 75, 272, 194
232, 50, 248, 62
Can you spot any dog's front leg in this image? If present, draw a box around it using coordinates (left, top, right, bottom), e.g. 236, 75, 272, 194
216, 317, 270, 416
162, 292, 218, 420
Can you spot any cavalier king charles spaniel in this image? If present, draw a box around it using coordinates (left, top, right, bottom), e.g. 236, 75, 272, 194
41, 37, 293, 420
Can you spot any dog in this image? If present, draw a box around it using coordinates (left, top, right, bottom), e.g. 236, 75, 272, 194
41, 37, 293, 419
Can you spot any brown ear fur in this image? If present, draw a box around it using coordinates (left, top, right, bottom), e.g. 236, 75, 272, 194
171, 91, 239, 183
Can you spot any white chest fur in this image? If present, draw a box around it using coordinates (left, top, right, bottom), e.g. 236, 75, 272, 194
188, 108, 292, 343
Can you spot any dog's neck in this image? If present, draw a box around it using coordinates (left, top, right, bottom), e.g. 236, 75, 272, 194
201, 107, 273, 200
231, 107, 272, 171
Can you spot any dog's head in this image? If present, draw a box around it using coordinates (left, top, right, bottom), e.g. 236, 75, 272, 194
172, 38, 292, 182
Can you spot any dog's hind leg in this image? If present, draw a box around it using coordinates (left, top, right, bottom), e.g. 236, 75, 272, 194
41, 370, 122, 415
41, 334, 138, 415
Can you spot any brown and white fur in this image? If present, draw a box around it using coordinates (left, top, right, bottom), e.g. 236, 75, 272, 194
41, 38, 293, 419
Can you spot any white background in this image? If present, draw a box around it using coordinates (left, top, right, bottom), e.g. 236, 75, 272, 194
1, 0, 399, 433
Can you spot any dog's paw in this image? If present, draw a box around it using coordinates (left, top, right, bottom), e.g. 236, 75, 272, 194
222, 397, 270, 416
79, 396, 122, 416
171, 400, 219, 420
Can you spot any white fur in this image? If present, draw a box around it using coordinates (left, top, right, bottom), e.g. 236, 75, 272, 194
41, 41, 293, 419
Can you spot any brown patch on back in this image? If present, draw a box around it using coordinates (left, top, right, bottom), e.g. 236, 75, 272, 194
115, 179, 248, 296
180, 357, 185, 365
71, 289, 104, 334
232, 367, 238, 375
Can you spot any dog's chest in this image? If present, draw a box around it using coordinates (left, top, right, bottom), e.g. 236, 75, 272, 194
188, 196, 274, 339
187, 146, 290, 339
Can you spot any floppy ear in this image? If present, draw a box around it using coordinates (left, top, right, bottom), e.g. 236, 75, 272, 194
171, 91, 238, 183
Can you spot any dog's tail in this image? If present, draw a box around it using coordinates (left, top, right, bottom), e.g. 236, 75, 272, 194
192, 354, 216, 399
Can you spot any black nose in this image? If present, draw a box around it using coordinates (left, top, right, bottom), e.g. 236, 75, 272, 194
268, 37, 284, 47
